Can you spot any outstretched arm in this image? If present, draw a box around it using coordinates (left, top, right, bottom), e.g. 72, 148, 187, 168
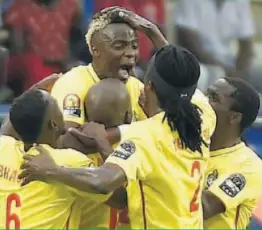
19, 146, 127, 194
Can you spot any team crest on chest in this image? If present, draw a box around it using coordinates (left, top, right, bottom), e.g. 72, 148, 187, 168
206, 169, 219, 188
63, 94, 81, 117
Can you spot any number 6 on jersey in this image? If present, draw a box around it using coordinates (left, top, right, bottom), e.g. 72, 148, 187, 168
4, 193, 21, 230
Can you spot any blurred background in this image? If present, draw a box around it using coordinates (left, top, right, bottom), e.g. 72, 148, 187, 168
0, 0, 261, 227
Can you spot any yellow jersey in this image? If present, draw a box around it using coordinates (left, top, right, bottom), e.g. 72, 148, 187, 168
0, 135, 94, 229
204, 142, 262, 229
51, 64, 146, 125
106, 109, 211, 229
79, 130, 131, 230
79, 152, 113, 229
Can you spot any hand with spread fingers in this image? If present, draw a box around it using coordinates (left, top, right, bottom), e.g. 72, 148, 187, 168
19, 145, 58, 186
100, 6, 168, 49
81, 122, 108, 140
29, 73, 63, 92
106, 7, 155, 33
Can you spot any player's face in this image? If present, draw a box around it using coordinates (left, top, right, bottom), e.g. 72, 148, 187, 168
96, 23, 139, 82
48, 98, 66, 145
207, 79, 241, 128
142, 64, 157, 117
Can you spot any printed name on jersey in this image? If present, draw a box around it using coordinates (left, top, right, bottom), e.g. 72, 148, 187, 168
219, 174, 246, 197
206, 169, 219, 188
63, 94, 81, 117
112, 140, 136, 160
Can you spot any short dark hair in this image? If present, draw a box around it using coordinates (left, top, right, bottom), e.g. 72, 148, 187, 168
152, 45, 205, 153
225, 77, 260, 133
9, 89, 49, 143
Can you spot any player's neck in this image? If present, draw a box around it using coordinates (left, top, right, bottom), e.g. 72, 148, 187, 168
210, 134, 241, 151
92, 62, 106, 80
24, 143, 34, 152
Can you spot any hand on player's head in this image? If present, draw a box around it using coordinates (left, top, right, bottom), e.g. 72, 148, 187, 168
67, 127, 100, 154
19, 145, 57, 186
101, 6, 154, 32
29, 73, 62, 93
81, 122, 108, 140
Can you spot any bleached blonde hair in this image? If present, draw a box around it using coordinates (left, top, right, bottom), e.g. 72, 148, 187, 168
85, 12, 113, 55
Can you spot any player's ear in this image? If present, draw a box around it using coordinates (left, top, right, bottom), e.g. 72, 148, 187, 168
49, 120, 58, 131
91, 44, 99, 57
230, 112, 242, 125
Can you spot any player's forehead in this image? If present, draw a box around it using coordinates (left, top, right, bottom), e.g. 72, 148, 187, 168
101, 23, 138, 42
208, 78, 236, 98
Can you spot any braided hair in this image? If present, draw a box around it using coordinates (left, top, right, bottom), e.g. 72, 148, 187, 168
152, 45, 205, 153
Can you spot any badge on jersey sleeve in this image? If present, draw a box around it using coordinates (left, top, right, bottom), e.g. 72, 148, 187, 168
112, 140, 136, 160
219, 174, 246, 197
63, 94, 81, 117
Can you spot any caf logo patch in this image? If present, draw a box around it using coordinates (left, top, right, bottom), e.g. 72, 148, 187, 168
63, 94, 81, 117
112, 140, 136, 160
219, 174, 246, 197
206, 169, 219, 188
120, 141, 136, 154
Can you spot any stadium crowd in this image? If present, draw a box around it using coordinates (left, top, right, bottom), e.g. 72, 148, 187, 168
0, 0, 262, 229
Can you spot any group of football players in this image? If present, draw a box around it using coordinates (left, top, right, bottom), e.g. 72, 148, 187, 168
0, 6, 261, 229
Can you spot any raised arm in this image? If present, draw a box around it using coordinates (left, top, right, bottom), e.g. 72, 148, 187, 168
103, 7, 168, 49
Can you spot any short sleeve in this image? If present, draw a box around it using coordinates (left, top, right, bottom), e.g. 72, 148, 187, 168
51, 71, 86, 126
106, 136, 153, 184
208, 171, 260, 211
4, 1, 25, 29
236, 0, 255, 39
175, 0, 199, 30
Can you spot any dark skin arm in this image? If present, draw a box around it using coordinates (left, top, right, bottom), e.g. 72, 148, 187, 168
102, 7, 168, 49
106, 186, 127, 209
63, 126, 121, 156
202, 190, 226, 220
19, 145, 127, 195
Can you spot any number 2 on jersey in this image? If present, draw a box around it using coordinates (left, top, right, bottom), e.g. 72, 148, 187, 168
6, 193, 21, 230
190, 161, 202, 212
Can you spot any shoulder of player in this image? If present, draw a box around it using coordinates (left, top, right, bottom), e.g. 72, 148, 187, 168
120, 120, 152, 144
241, 147, 262, 175
193, 89, 217, 136
192, 89, 215, 116
49, 147, 93, 167
53, 65, 89, 86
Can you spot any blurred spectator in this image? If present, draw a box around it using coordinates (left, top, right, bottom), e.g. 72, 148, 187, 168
175, 0, 254, 80
3, 0, 81, 95
0, 1, 13, 102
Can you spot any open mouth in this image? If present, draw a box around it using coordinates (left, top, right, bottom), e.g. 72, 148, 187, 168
118, 64, 134, 82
